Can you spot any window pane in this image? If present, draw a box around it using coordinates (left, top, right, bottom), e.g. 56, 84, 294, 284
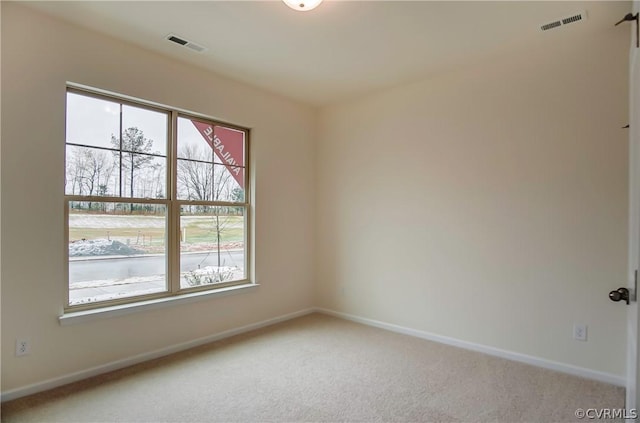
213, 164, 244, 203
65, 145, 120, 197
177, 162, 244, 203
180, 206, 245, 289
213, 125, 245, 168
122, 106, 168, 156
66, 92, 119, 150
177, 159, 214, 201
68, 202, 167, 306
177, 117, 212, 161
120, 154, 166, 199
177, 117, 245, 168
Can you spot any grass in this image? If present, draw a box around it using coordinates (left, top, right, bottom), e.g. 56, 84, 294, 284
181, 216, 244, 244
69, 213, 244, 248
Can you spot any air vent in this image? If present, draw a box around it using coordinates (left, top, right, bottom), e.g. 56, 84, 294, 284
540, 10, 588, 31
184, 43, 206, 53
166, 34, 207, 53
168, 35, 188, 45
541, 21, 562, 31
562, 14, 583, 25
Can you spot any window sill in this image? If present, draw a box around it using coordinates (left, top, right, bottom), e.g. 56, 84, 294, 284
59, 283, 259, 326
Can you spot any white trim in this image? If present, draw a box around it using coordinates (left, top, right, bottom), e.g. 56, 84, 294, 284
316, 308, 626, 387
60, 283, 259, 325
2, 308, 315, 402
627, 1, 640, 409
4, 306, 624, 403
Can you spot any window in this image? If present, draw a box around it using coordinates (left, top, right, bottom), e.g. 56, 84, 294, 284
65, 88, 250, 310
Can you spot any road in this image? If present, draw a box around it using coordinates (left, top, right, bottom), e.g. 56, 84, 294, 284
70, 251, 244, 282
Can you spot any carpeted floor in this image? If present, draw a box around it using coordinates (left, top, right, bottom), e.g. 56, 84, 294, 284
1, 313, 625, 422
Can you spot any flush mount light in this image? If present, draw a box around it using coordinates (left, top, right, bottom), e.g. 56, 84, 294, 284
282, 0, 323, 12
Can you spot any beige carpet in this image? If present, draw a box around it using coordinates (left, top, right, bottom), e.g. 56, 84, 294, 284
1, 313, 624, 422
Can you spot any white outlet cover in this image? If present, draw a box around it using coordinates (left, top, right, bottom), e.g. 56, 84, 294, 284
15, 339, 31, 356
573, 324, 588, 341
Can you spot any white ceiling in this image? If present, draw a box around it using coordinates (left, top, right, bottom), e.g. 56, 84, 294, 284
24, 1, 631, 106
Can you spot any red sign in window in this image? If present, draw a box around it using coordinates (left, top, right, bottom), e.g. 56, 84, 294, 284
191, 121, 245, 188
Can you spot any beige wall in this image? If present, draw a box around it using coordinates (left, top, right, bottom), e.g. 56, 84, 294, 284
1, 3, 316, 392
316, 29, 629, 376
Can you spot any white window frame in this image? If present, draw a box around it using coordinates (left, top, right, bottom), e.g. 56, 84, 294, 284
64, 86, 251, 312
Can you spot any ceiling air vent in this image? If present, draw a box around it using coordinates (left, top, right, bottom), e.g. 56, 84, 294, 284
166, 34, 207, 53
541, 21, 562, 31
540, 11, 588, 31
562, 13, 583, 25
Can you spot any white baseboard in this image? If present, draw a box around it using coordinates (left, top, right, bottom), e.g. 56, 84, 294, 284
2, 306, 624, 402
1, 308, 315, 403
315, 307, 626, 387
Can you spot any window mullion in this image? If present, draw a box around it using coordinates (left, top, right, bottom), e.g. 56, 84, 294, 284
64, 200, 71, 308
169, 110, 181, 294
119, 103, 123, 198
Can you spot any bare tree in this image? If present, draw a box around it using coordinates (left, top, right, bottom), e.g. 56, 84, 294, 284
84, 150, 108, 195
66, 148, 88, 196
111, 127, 159, 210
177, 144, 213, 201
66, 147, 115, 209
84, 149, 114, 209
178, 144, 238, 270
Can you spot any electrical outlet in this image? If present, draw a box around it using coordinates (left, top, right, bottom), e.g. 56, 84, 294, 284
573, 324, 588, 342
15, 339, 30, 356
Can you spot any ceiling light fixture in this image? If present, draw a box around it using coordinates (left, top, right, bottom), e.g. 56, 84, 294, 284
282, 0, 323, 12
